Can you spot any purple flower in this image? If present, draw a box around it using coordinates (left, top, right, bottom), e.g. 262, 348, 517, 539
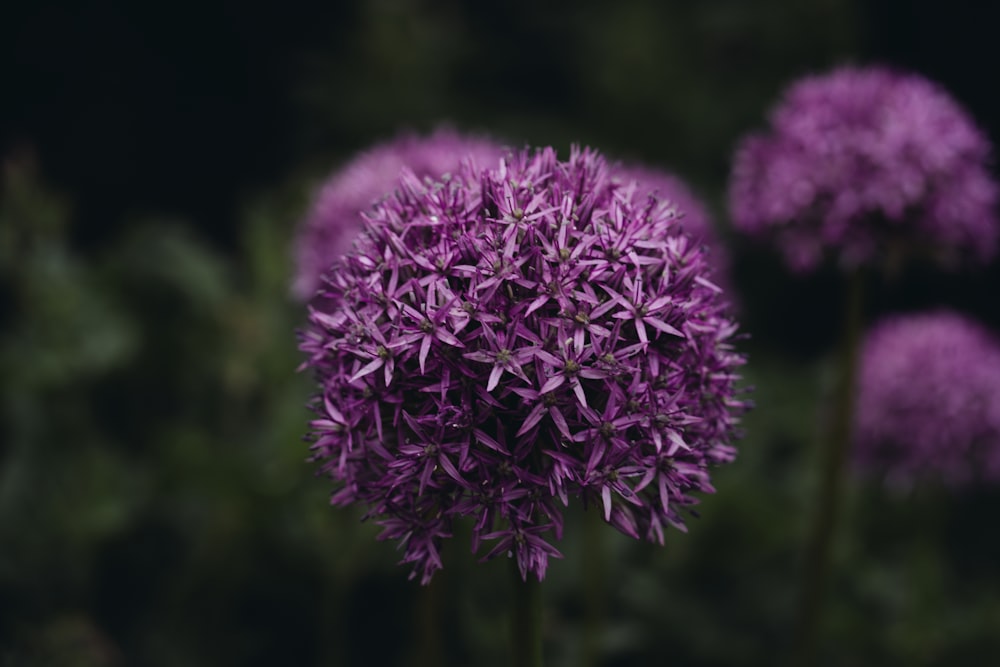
854, 310, 1000, 486
299, 146, 749, 583
612, 163, 732, 296
292, 127, 506, 300
728, 66, 999, 272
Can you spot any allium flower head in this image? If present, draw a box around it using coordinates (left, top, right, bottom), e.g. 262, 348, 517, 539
613, 163, 731, 297
299, 146, 749, 583
854, 310, 1000, 486
729, 66, 999, 271
292, 127, 505, 299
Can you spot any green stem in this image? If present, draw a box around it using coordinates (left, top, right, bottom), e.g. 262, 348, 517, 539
415, 576, 444, 667
792, 270, 864, 665
510, 560, 544, 667
582, 509, 604, 667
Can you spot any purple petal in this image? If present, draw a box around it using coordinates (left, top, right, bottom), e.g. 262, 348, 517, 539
487, 365, 504, 392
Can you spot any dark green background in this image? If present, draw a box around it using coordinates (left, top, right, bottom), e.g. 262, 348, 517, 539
2, 1, 1000, 665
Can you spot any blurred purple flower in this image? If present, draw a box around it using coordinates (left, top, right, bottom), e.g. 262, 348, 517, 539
854, 310, 1000, 486
728, 66, 999, 271
292, 127, 506, 299
299, 146, 749, 583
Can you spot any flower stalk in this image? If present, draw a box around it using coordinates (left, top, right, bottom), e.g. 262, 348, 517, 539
582, 508, 604, 667
510, 562, 543, 667
792, 269, 863, 664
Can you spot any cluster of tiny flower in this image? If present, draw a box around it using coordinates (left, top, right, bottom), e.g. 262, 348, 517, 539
613, 163, 731, 296
854, 310, 1000, 487
292, 127, 504, 300
729, 66, 999, 271
299, 146, 748, 583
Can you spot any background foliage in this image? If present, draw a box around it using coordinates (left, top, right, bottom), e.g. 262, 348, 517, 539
2, 1, 1000, 665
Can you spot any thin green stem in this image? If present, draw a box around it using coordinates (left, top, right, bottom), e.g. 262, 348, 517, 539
582, 509, 604, 667
792, 270, 864, 666
415, 576, 444, 667
510, 560, 544, 667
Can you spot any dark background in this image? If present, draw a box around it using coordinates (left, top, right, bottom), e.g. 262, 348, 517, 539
4, 1, 998, 250
2, 1, 1000, 665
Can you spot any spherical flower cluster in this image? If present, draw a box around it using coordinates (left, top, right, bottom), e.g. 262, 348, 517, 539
729, 66, 999, 272
854, 310, 1000, 486
292, 127, 505, 299
299, 146, 749, 583
613, 163, 731, 296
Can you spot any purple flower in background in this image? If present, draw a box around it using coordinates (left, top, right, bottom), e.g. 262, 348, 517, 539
728, 66, 999, 271
299, 146, 749, 583
854, 311, 1000, 486
292, 127, 505, 299
612, 163, 731, 297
